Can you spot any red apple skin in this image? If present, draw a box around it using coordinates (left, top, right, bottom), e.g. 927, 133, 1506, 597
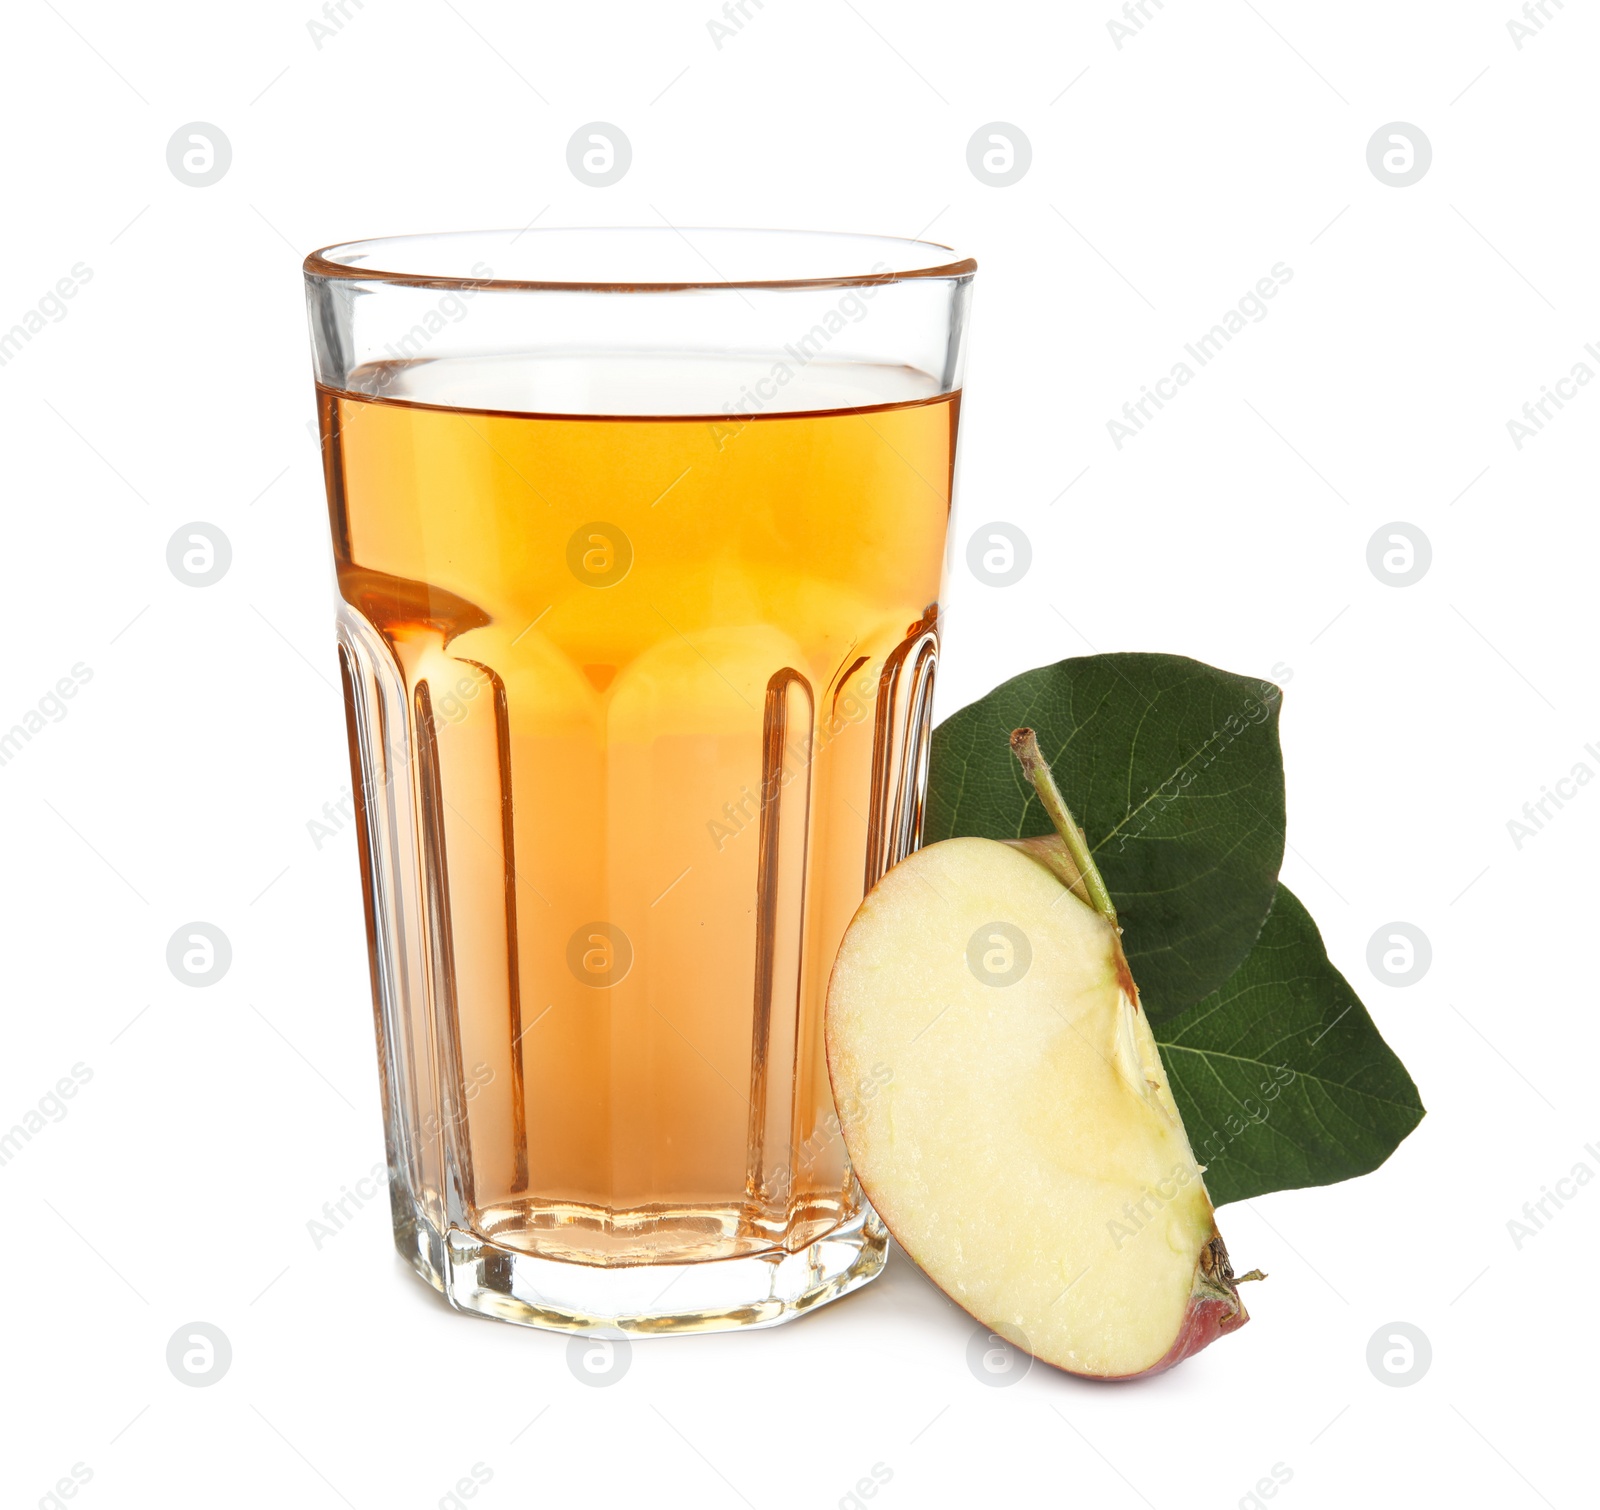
877, 1235, 1249, 1383
849, 1142, 1253, 1381
833, 1016, 1254, 1381
1101, 1288, 1249, 1381
829, 998, 1255, 1382
850, 1136, 1252, 1381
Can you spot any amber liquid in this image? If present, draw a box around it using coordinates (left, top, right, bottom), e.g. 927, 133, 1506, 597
322, 373, 955, 1265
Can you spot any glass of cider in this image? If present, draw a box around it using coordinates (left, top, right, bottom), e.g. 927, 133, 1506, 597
303, 228, 974, 1334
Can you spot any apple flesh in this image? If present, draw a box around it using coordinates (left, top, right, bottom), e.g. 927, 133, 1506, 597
825, 733, 1256, 1379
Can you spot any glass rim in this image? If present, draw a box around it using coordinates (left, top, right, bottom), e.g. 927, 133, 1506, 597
303, 226, 977, 294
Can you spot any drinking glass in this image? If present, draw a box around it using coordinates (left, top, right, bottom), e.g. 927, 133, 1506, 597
303, 228, 974, 1333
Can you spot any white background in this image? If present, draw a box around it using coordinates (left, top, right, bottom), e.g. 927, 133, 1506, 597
2, 2, 1595, 1506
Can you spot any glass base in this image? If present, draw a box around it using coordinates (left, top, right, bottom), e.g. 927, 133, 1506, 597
394, 1200, 890, 1336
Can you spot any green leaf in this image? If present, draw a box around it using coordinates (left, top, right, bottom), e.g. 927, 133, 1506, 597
927, 653, 1286, 1021
925, 652, 1421, 1204
1153, 886, 1426, 1207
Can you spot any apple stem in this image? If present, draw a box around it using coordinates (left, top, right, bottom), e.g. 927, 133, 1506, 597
1010, 729, 1119, 928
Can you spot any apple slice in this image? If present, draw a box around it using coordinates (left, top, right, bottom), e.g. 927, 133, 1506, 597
825, 729, 1259, 1379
